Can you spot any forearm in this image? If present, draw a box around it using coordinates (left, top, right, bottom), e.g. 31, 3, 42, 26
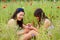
33, 28, 38, 32
17, 29, 30, 35
29, 26, 38, 32
17, 30, 26, 35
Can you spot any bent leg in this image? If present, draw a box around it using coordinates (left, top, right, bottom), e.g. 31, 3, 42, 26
23, 30, 38, 40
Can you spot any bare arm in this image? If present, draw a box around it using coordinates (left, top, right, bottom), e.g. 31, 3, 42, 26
44, 19, 51, 30
25, 23, 38, 32
29, 26, 38, 32
17, 29, 28, 35
17, 24, 30, 35
7, 19, 16, 28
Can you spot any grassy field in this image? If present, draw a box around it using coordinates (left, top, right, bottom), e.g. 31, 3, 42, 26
0, 1, 60, 40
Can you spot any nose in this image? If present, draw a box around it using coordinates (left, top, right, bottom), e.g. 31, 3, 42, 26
36, 17, 39, 19
21, 16, 24, 19
36, 17, 40, 21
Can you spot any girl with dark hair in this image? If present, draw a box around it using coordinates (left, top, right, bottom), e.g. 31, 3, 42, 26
34, 8, 54, 37
7, 8, 38, 40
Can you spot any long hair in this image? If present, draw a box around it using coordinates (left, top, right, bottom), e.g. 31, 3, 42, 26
34, 8, 48, 26
11, 8, 24, 28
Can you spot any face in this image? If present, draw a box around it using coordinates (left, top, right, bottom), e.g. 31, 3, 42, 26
17, 12, 24, 21
35, 17, 40, 21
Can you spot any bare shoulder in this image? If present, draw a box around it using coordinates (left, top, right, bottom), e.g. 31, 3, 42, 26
44, 19, 51, 28
8, 19, 15, 22
7, 19, 16, 27
44, 19, 51, 25
8, 19, 15, 24
44, 19, 51, 23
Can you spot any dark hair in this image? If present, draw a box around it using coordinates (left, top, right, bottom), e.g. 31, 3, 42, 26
34, 8, 48, 26
11, 8, 24, 28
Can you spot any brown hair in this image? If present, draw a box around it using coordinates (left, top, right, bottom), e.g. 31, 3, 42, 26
11, 8, 25, 28
34, 8, 48, 26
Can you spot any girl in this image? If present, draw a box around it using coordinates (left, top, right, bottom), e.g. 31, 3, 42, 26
34, 8, 54, 37
7, 8, 38, 40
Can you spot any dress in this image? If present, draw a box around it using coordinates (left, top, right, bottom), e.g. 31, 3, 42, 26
7, 19, 24, 40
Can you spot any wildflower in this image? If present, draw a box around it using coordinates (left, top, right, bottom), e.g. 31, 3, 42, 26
57, 6, 60, 9
3, 5, 6, 8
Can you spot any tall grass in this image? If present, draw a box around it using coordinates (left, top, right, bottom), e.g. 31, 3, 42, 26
0, 1, 60, 40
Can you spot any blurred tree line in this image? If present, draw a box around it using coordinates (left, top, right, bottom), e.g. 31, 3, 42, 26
0, 0, 60, 2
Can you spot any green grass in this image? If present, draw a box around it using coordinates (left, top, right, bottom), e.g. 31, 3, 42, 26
0, 1, 60, 40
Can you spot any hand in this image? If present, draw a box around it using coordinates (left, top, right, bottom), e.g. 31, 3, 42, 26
26, 23, 32, 27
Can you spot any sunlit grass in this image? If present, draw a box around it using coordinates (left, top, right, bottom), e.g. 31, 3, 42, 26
0, 1, 60, 40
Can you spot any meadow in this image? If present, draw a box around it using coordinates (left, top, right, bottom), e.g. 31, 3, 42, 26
0, 1, 60, 40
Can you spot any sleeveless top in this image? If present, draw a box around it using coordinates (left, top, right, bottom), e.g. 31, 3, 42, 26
7, 19, 22, 31
44, 19, 54, 34
39, 18, 54, 33
44, 19, 54, 31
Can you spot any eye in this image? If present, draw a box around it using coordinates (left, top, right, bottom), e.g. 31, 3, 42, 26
19, 12, 24, 16
20, 14, 24, 16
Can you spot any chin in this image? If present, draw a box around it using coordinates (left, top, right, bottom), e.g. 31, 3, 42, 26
18, 19, 22, 21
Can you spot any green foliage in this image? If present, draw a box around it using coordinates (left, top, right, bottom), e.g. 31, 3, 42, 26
0, 1, 60, 40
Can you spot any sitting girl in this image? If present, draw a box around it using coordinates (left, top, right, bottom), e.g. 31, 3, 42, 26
34, 8, 54, 37
7, 8, 38, 40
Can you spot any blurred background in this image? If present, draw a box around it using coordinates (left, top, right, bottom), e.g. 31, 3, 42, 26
0, 0, 60, 40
